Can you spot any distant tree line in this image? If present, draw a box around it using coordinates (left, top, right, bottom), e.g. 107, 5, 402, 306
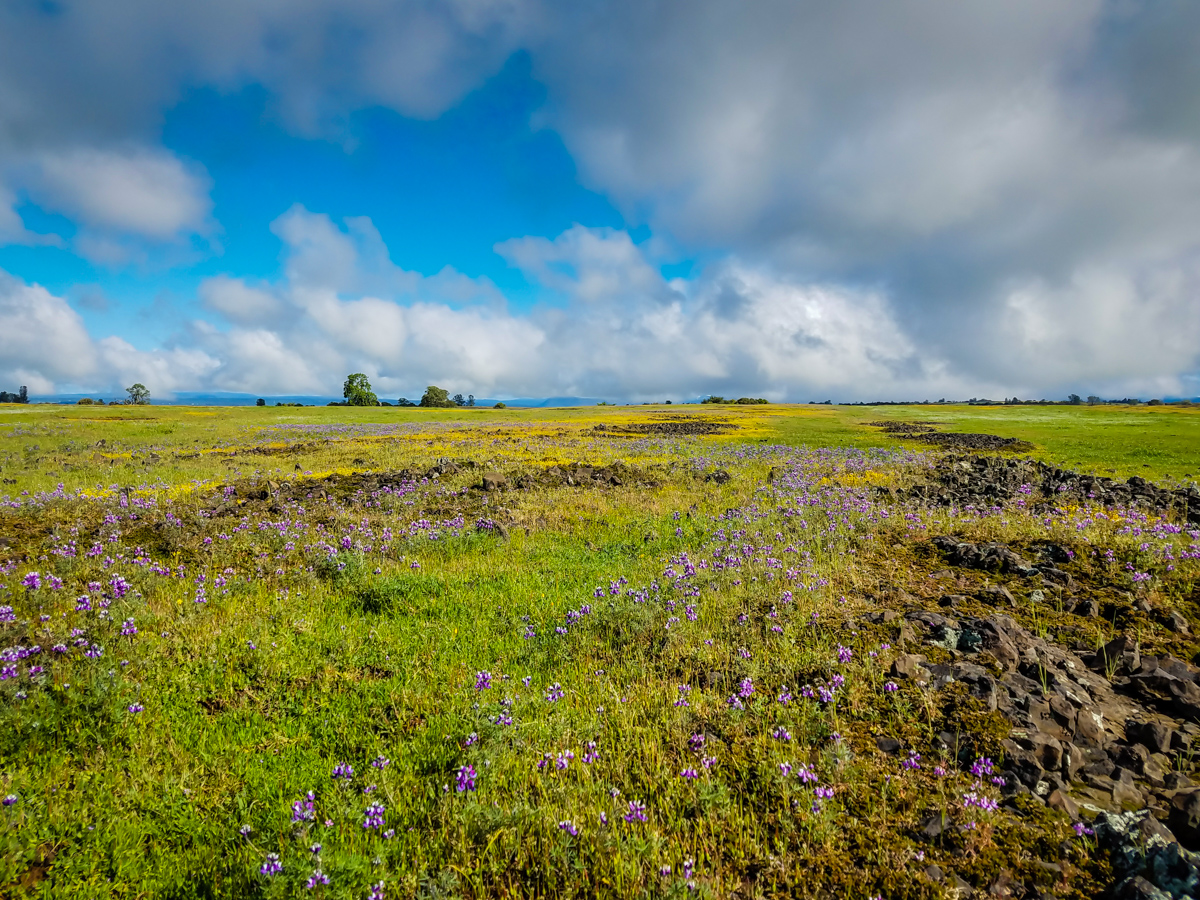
702, 396, 769, 405
304, 375, 500, 409
0, 386, 28, 404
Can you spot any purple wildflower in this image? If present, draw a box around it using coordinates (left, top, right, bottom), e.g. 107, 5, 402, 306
455, 764, 477, 792
475, 670, 492, 691
260, 853, 282, 876
362, 802, 386, 830
623, 800, 648, 823
305, 869, 330, 889
558, 820, 579, 836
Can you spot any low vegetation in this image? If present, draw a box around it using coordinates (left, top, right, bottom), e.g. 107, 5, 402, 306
0, 404, 1196, 897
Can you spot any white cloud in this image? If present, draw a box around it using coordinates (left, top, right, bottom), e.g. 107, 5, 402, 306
0, 270, 96, 390
3, 212, 1197, 400
187, 213, 956, 400
199, 276, 283, 325
32, 147, 213, 249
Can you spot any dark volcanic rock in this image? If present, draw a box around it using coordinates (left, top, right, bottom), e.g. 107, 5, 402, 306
890, 454, 1200, 525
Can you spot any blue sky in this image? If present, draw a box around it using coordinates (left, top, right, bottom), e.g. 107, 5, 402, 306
1, 1, 1199, 402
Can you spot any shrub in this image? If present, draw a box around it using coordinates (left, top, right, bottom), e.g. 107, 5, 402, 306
256, 398, 265, 407
494, 402, 507, 409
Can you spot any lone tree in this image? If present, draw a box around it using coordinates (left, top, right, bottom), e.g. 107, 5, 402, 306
420, 386, 456, 408
343, 373, 378, 406
125, 383, 150, 405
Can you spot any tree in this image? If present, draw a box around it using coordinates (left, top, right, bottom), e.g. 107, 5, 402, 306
343, 373, 378, 406
1067, 394, 1082, 404
467, 394, 475, 407
256, 398, 265, 407
420, 386, 455, 408
396, 397, 416, 407
451, 393, 466, 407
125, 383, 150, 405
18, 386, 27, 403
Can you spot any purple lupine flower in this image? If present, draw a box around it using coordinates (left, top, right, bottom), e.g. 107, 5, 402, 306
332, 762, 354, 781
902, 751, 921, 770
475, 670, 492, 691
0, 607, 15, 623
108, 575, 129, 599
309, 843, 322, 855
455, 764, 476, 792
260, 853, 282, 876
688, 733, 705, 751
22, 572, 41, 591
836, 644, 852, 664
883, 681, 898, 692
292, 793, 316, 822
582, 741, 599, 764
970, 757, 994, 778
558, 820, 579, 836
362, 802, 386, 830
680, 767, 700, 779
368, 883, 386, 900
772, 726, 791, 742
464, 732, 478, 747
544, 683, 565, 702
779, 762, 793, 776
623, 800, 648, 823
305, 869, 330, 889
371, 755, 389, 769
239, 824, 252, 837
795, 765, 818, 783
121, 619, 137, 636
75, 596, 92, 613
127, 703, 144, 713
738, 678, 754, 698
2, 794, 17, 806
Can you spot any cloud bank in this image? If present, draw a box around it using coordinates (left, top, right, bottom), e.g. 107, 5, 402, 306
1, 1, 1199, 398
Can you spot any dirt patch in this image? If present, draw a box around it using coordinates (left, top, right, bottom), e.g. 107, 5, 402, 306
591, 418, 734, 437
905, 431, 1035, 451
866, 421, 939, 433
868, 421, 1035, 452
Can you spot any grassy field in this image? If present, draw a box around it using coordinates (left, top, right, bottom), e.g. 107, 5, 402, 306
0, 402, 1196, 897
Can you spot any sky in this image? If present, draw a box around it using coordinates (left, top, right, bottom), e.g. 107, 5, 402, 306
1, 0, 1199, 403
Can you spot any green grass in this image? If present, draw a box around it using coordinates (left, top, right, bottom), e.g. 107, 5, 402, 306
0, 404, 1194, 897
